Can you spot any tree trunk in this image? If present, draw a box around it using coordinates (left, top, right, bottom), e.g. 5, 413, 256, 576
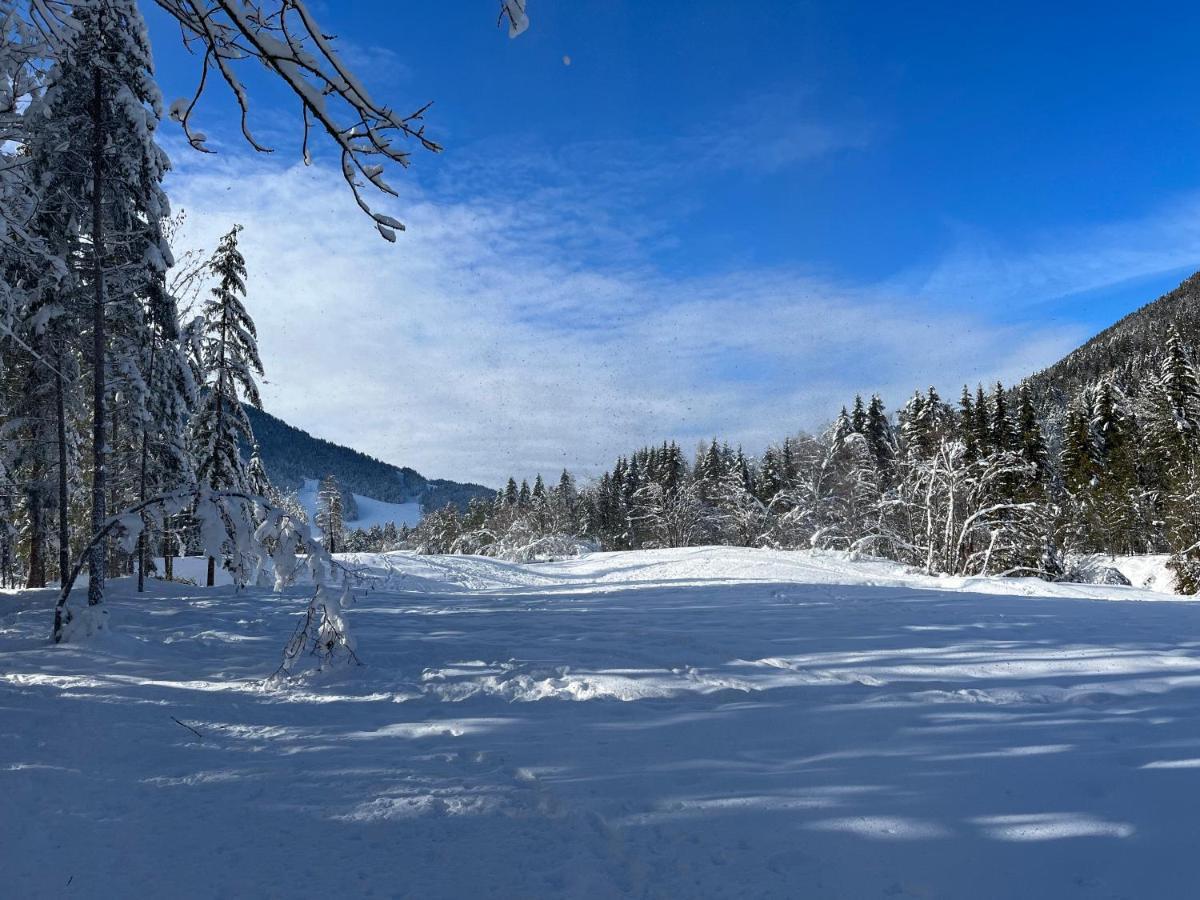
0, 493, 12, 588
87, 65, 107, 607
206, 555, 215, 587
56, 346, 70, 586
137, 340, 158, 593
110, 401, 120, 575
136, 474, 147, 591
26, 480, 45, 589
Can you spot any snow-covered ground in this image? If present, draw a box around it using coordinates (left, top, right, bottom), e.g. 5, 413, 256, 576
1098, 553, 1175, 592
3, 547, 1200, 898
296, 477, 422, 530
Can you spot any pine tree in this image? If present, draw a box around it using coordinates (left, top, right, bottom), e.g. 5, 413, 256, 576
990, 382, 1014, 453
1061, 397, 1095, 493
831, 407, 854, 447
1089, 380, 1144, 553
556, 469, 577, 507
1147, 325, 1200, 472
973, 384, 990, 455
247, 445, 273, 499
865, 395, 896, 480
191, 225, 263, 586
1016, 383, 1048, 484
27, 0, 176, 618
850, 394, 868, 434
316, 473, 345, 554
959, 386, 978, 462
900, 391, 929, 459
757, 445, 786, 502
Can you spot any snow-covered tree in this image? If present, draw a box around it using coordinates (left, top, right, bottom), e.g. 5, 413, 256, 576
315, 473, 344, 554
191, 224, 263, 585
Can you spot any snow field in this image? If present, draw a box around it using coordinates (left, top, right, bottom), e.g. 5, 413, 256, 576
2, 547, 1199, 898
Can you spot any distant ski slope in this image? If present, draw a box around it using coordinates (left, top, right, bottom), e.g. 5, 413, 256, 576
296, 477, 422, 531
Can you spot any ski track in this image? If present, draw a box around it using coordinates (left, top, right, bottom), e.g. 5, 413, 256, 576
2, 547, 1200, 898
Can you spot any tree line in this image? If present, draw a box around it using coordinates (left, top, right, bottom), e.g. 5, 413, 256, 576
346, 328, 1200, 591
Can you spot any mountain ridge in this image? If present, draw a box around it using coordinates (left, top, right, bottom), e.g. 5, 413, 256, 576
244, 405, 494, 517
1027, 270, 1200, 413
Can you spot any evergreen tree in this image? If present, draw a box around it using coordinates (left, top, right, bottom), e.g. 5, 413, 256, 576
316, 473, 345, 554
850, 394, 868, 434
556, 468, 577, 507
973, 384, 990, 455
1147, 325, 1200, 472
191, 225, 263, 586
831, 407, 854, 447
1088, 380, 1144, 553
1016, 383, 1048, 484
757, 445, 786, 502
900, 391, 930, 459
959, 386, 978, 462
865, 395, 896, 480
32, 0, 176, 614
989, 382, 1014, 453
247, 444, 273, 499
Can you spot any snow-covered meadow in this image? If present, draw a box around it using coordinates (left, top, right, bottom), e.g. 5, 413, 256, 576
3, 547, 1200, 898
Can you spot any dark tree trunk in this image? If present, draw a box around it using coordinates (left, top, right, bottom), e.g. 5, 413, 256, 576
137, 342, 157, 593
206, 555, 215, 587
137, 442, 148, 591
164, 526, 174, 582
110, 398, 121, 576
87, 65, 107, 608
27, 481, 46, 589
0, 493, 12, 588
56, 343, 70, 585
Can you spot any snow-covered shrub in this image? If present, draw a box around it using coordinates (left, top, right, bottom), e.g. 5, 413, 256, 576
1059, 555, 1132, 587
487, 533, 596, 563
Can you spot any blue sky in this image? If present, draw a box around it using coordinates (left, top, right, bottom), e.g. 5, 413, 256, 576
143, 2, 1200, 485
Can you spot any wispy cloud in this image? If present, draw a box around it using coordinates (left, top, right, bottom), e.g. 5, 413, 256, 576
898, 194, 1200, 310
164, 105, 1196, 486
164, 168, 1073, 486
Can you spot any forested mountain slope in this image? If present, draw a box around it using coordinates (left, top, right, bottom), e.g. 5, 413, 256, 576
1028, 271, 1200, 412
244, 406, 493, 514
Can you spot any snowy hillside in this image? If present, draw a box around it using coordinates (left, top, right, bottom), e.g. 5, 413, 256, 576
244, 406, 493, 513
296, 477, 422, 530
4, 547, 1200, 898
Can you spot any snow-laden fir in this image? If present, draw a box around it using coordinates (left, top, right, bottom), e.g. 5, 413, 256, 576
3, 547, 1199, 898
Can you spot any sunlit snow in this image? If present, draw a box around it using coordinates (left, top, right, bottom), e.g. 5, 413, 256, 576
3, 547, 1198, 897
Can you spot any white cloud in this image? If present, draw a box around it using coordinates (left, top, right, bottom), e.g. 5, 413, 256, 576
167, 147, 1182, 487
898, 194, 1200, 309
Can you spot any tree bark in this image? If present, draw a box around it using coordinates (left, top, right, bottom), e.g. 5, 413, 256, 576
87, 65, 107, 607
137, 341, 157, 593
56, 340, 70, 586
26, 479, 45, 589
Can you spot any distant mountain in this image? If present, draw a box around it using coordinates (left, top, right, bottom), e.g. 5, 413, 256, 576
243, 406, 494, 518
1027, 271, 1200, 416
